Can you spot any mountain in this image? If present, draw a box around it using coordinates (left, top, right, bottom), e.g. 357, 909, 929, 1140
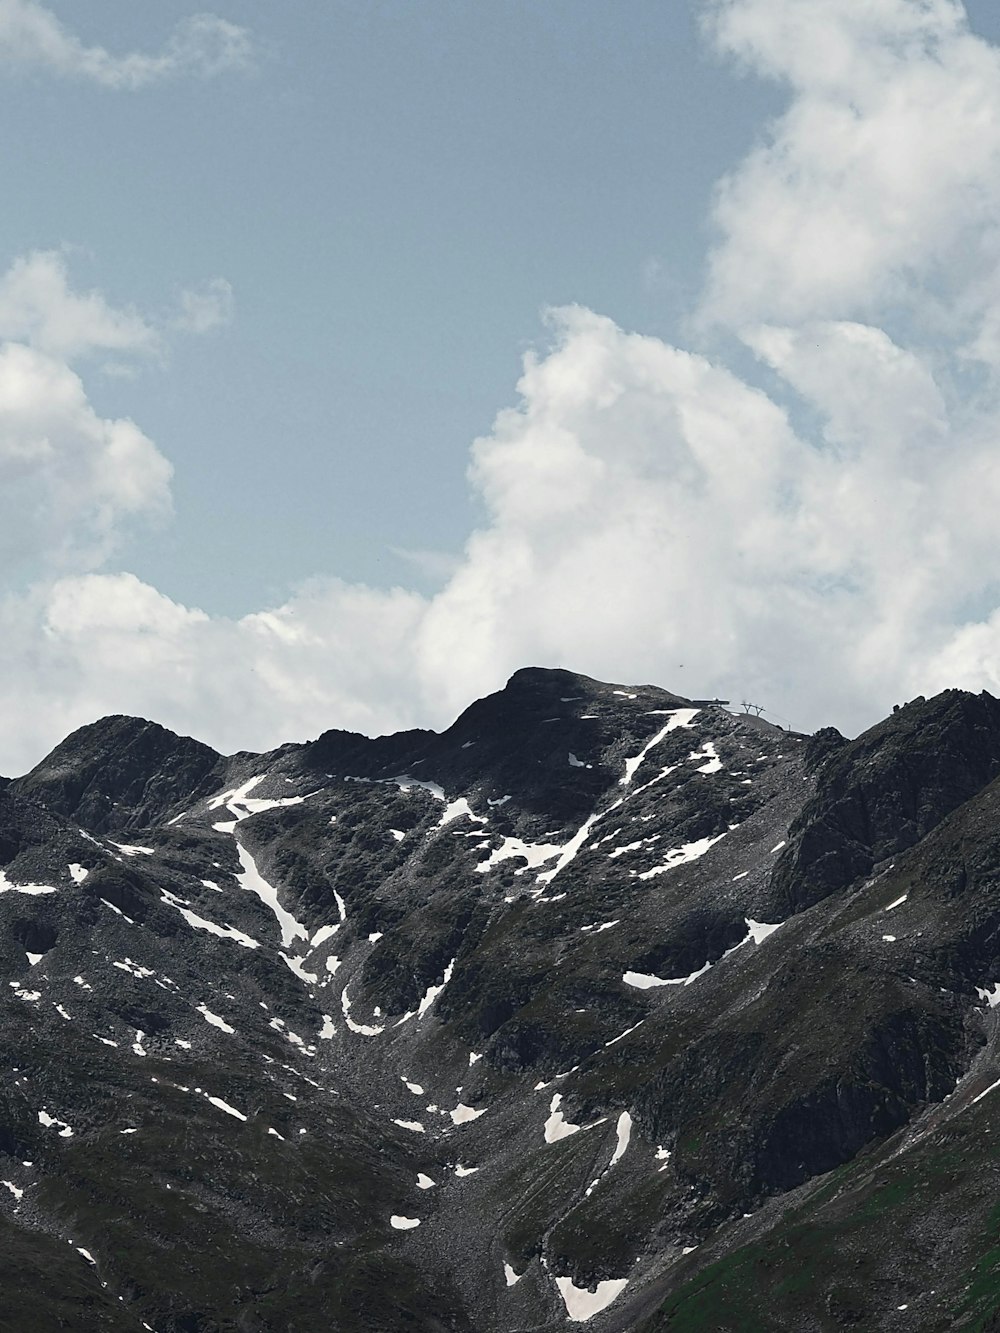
2, 668, 1000, 1330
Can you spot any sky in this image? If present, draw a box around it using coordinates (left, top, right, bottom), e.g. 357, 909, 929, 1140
5, 0, 1000, 770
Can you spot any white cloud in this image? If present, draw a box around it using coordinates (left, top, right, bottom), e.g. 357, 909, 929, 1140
0, 2, 253, 89
0, 308, 938, 766
0, 250, 157, 360
11, 1, 1000, 772
700, 0, 1000, 335
0, 251, 180, 581
0, 341, 172, 574
2, 295, 1000, 773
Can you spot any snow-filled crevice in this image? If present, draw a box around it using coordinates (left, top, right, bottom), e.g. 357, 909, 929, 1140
234, 843, 309, 951
619, 709, 699, 786
417, 958, 456, 1018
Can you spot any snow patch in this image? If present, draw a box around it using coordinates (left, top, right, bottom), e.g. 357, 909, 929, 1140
476, 835, 561, 874
390, 1215, 420, 1230
8, 983, 40, 1001
196, 1004, 235, 1034
38, 1110, 73, 1137
973, 1077, 1000, 1105
341, 987, 384, 1036
437, 797, 486, 828
0, 870, 56, 896
281, 953, 319, 984
393, 775, 445, 801
610, 1111, 632, 1167
205, 1094, 247, 1121
544, 1094, 581, 1143
101, 899, 135, 922
112, 958, 153, 979
235, 843, 308, 950
554, 1276, 629, 1322
620, 709, 699, 785
450, 1103, 486, 1125
208, 775, 310, 824
605, 1020, 644, 1047
746, 918, 782, 944
160, 890, 260, 950
623, 960, 712, 990
417, 958, 456, 1018
110, 843, 155, 857
689, 742, 722, 774
537, 813, 600, 885
636, 832, 728, 879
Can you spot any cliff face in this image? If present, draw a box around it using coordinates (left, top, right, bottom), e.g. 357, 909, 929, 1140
0, 671, 999, 1331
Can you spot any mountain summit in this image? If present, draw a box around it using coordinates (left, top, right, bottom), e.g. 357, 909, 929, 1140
1, 670, 999, 1330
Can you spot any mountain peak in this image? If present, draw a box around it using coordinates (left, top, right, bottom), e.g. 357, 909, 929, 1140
13, 713, 225, 835
3, 673, 1000, 1329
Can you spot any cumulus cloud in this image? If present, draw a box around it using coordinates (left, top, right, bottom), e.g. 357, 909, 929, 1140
0, 307, 959, 766
0, 249, 231, 580
9, 0, 1000, 771
0, 341, 172, 572
0, 2, 252, 89
700, 0, 1000, 336
0, 250, 157, 360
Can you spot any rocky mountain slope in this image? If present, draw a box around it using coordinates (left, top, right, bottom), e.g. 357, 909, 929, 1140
2, 668, 1000, 1330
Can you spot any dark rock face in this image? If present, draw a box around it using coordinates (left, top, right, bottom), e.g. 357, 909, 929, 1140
11, 714, 225, 835
772, 689, 1000, 913
3, 672, 1000, 1330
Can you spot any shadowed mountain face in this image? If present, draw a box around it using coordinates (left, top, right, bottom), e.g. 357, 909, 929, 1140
2, 669, 1000, 1330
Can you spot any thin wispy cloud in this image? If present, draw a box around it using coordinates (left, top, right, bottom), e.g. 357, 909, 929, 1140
172, 278, 235, 336
0, 2, 253, 89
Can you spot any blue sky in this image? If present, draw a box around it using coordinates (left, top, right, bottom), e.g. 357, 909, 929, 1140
5, 0, 1000, 769
1, 1, 781, 611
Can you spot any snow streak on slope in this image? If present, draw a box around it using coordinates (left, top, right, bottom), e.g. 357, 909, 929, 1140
234, 843, 308, 951
620, 709, 699, 785
208, 776, 310, 830
0, 871, 56, 896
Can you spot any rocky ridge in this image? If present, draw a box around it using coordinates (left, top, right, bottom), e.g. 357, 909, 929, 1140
0, 670, 999, 1329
